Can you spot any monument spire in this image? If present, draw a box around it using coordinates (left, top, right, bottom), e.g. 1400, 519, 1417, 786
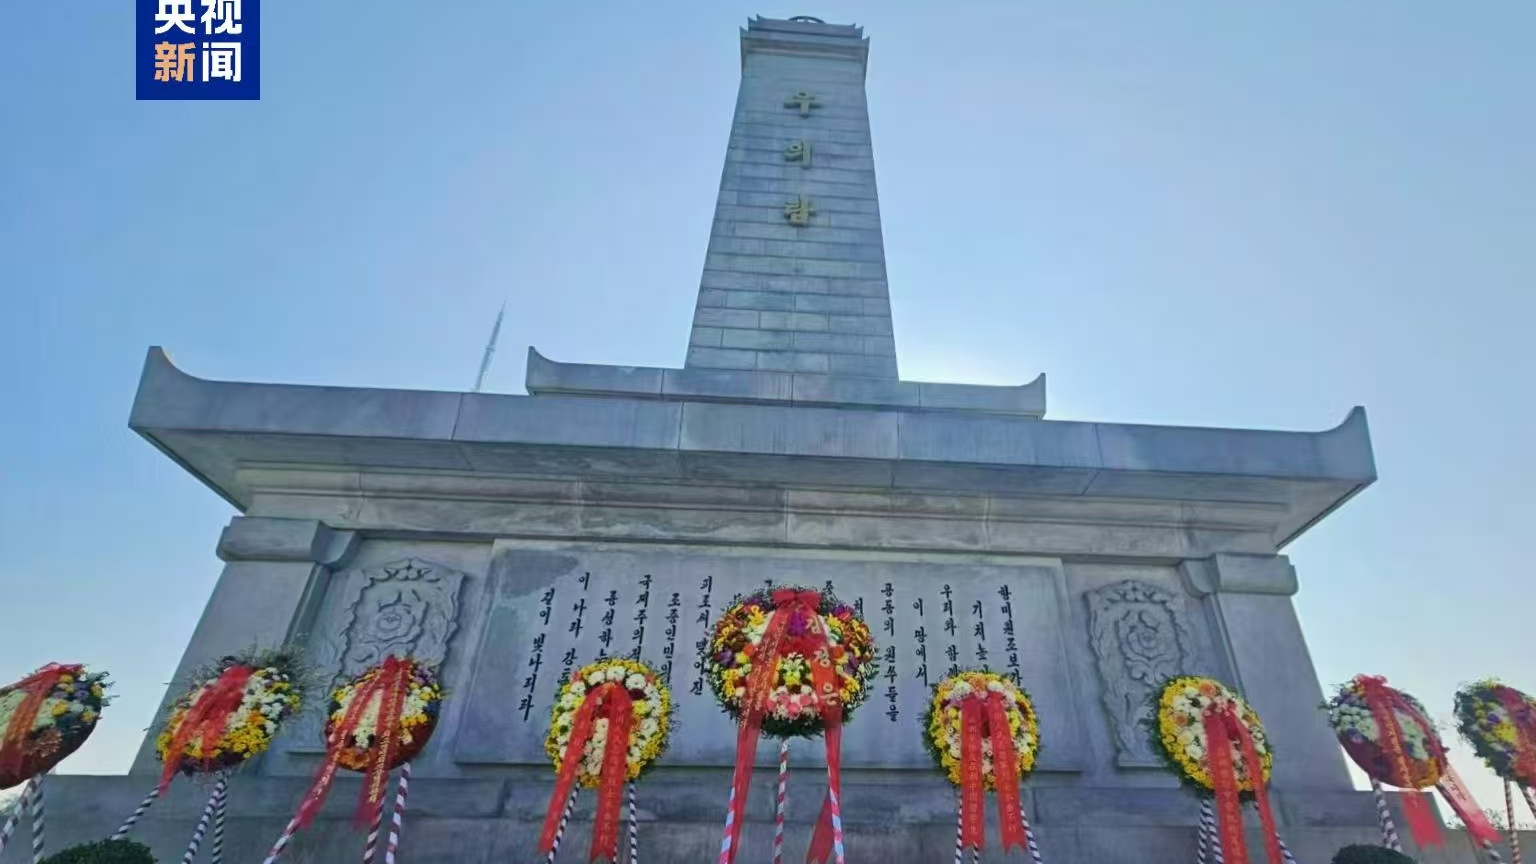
685, 16, 897, 379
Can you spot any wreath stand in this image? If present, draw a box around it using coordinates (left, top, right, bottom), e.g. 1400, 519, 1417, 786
1192, 797, 1299, 864
1500, 780, 1535, 864
0, 774, 45, 864
717, 737, 845, 864
107, 772, 233, 864
948, 786, 1045, 864
259, 760, 415, 864
539, 780, 642, 864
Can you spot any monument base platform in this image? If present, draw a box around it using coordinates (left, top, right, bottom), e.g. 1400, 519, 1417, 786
4, 774, 1514, 864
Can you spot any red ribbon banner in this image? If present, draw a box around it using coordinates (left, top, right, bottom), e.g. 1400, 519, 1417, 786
1226, 709, 1283, 864
356, 657, 410, 827
987, 691, 1028, 853
157, 664, 255, 792
954, 687, 1028, 852
292, 655, 411, 832
537, 680, 635, 864
961, 687, 1028, 853
0, 663, 82, 781
723, 590, 844, 864
1494, 686, 1536, 786
1357, 676, 1442, 848
959, 697, 985, 850
1203, 708, 1248, 864
1202, 705, 1283, 864
1438, 763, 1502, 848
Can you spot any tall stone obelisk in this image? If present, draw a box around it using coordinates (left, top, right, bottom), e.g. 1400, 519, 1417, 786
686, 17, 898, 379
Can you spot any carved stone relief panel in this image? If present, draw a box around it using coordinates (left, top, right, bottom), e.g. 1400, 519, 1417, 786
1086, 579, 1195, 767
289, 558, 465, 751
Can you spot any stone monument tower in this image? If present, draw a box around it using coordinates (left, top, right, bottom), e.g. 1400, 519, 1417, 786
17, 15, 1484, 864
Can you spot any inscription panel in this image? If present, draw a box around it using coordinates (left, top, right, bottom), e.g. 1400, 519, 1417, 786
454, 544, 1086, 771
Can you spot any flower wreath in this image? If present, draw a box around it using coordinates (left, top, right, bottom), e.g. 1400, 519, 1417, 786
153, 650, 305, 789
924, 671, 1040, 789
1324, 676, 1442, 790
1153, 676, 1272, 794
706, 586, 878, 864
1152, 676, 1286, 864
288, 657, 442, 833
538, 659, 673, 863
923, 670, 1040, 855
1322, 675, 1505, 850
325, 658, 442, 773
705, 586, 876, 738
0, 663, 111, 789
545, 658, 672, 787
1454, 680, 1536, 788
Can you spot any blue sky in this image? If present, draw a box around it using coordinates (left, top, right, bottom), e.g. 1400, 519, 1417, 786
2, 1, 1533, 811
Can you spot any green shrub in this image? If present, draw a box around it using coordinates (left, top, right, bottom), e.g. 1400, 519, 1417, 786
39, 839, 156, 864
1331, 844, 1417, 864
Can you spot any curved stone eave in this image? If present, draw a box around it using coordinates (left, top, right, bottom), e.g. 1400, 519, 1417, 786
128, 346, 1377, 539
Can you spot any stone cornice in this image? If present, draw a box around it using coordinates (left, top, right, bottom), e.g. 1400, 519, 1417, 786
1179, 553, 1300, 596
130, 347, 1375, 548
216, 516, 359, 565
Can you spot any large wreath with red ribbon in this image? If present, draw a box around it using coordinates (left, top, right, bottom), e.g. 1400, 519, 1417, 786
325, 658, 441, 773
1326, 675, 1500, 850
153, 650, 305, 790
539, 658, 672, 863
1325, 675, 1443, 789
0, 663, 111, 789
1154, 676, 1273, 794
1454, 680, 1536, 788
705, 586, 876, 738
291, 657, 443, 832
706, 586, 877, 864
924, 671, 1039, 855
1153, 676, 1285, 864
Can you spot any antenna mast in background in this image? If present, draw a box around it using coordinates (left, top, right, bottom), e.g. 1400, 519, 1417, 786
473, 301, 506, 392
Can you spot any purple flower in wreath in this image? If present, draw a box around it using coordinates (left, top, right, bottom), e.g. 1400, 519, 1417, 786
716, 650, 734, 666
787, 612, 808, 637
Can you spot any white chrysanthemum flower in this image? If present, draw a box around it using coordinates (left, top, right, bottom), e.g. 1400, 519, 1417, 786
586, 672, 604, 686
625, 674, 646, 691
